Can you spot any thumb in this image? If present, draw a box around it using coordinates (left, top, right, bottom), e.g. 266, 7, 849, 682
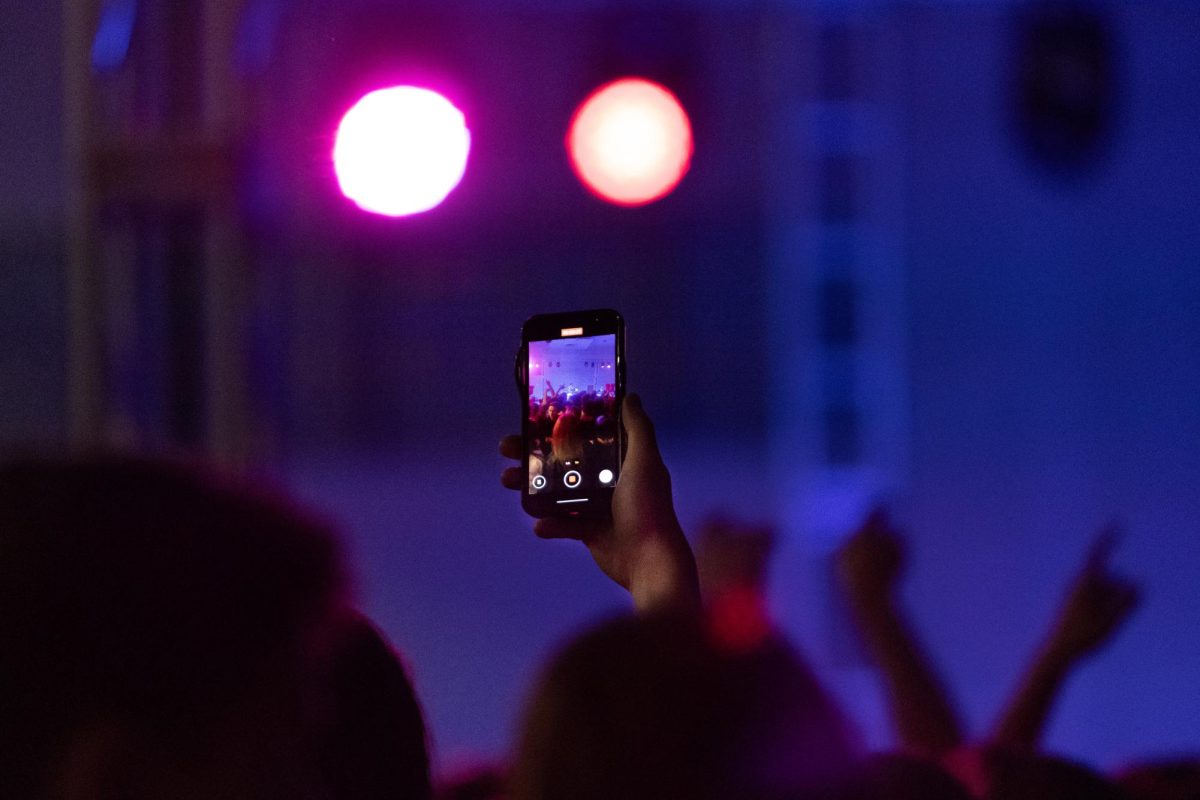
622, 393, 663, 467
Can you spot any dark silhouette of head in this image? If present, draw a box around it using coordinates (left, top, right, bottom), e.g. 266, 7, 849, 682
0, 455, 344, 799
436, 765, 507, 800
1115, 757, 1200, 800
320, 613, 432, 800
852, 753, 973, 800
510, 612, 858, 800
948, 746, 1132, 800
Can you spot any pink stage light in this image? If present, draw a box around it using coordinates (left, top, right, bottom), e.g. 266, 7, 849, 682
567, 78, 693, 207
333, 86, 470, 217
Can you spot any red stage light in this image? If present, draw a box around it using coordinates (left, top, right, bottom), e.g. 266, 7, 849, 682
567, 78, 693, 207
333, 86, 470, 217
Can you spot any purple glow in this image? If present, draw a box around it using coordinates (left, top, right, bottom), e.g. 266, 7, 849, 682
333, 86, 470, 217
528, 335, 617, 398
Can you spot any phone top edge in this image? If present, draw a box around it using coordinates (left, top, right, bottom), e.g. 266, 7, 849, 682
521, 309, 623, 337
522, 308, 622, 324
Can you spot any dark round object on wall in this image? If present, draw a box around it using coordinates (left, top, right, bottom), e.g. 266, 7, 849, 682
1013, 3, 1117, 175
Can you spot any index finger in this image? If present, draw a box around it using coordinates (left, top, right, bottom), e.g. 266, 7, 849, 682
499, 435, 522, 460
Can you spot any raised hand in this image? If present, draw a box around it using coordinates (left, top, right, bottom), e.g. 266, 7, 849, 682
1045, 528, 1140, 662
695, 516, 775, 598
834, 508, 965, 756
992, 525, 1140, 749
500, 394, 699, 613
836, 507, 906, 610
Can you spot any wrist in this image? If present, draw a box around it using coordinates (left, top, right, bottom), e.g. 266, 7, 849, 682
629, 528, 700, 614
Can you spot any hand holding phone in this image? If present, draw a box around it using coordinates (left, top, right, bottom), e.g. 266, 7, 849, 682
499, 395, 698, 613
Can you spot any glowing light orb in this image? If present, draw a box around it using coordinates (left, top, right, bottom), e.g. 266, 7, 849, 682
567, 78, 693, 206
333, 86, 470, 217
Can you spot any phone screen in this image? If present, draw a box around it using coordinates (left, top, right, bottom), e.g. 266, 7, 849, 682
525, 332, 620, 500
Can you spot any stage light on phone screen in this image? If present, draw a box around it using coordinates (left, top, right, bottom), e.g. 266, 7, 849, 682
333, 86, 470, 217
567, 78, 692, 206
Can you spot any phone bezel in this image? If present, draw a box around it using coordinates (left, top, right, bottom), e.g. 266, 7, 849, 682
517, 309, 625, 518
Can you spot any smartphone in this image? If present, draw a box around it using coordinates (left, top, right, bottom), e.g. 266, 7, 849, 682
517, 309, 625, 518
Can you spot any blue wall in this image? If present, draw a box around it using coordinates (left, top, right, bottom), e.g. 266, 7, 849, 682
899, 3, 1200, 765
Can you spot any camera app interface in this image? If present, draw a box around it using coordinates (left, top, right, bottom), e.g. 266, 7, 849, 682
526, 333, 618, 495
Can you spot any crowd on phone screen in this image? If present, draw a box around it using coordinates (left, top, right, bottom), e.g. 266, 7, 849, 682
2, 402, 1197, 800
527, 389, 617, 486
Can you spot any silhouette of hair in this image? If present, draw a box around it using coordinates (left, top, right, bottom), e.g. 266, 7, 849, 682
948, 746, 1132, 800
510, 612, 858, 800
1115, 757, 1200, 800
436, 766, 507, 800
853, 753, 973, 800
0, 455, 343, 797
321, 613, 433, 800
549, 413, 583, 464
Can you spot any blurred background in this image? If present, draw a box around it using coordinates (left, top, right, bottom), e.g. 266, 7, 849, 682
3, 0, 1198, 778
